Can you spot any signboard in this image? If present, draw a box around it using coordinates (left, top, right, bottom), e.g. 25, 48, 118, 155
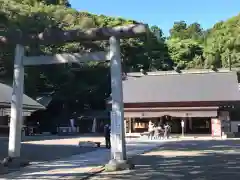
211, 118, 222, 137
111, 111, 122, 134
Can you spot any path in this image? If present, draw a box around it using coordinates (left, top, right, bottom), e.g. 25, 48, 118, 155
89, 139, 240, 180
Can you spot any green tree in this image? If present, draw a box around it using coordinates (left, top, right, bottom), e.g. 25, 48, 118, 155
2, 0, 240, 113
186, 23, 203, 40
169, 21, 187, 39
0, 0, 168, 112
12, 0, 71, 7
204, 14, 240, 68
167, 38, 203, 69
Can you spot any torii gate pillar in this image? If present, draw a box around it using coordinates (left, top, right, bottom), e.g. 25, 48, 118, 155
8, 44, 24, 158
109, 36, 127, 161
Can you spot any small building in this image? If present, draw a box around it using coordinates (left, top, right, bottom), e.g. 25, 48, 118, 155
0, 83, 44, 135
108, 69, 240, 137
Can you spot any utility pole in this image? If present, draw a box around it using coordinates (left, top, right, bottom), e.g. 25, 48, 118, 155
229, 53, 232, 71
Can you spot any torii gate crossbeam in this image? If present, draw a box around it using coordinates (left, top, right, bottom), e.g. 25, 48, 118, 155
23, 51, 110, 66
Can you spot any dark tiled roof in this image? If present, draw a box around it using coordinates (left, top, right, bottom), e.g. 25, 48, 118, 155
78, 110, 110, 118
36, 96, 52, 107
0, 83, 45, 110
123, 72, 240, 103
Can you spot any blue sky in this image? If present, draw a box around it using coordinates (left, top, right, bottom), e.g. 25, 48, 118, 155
69, 0, 240, 36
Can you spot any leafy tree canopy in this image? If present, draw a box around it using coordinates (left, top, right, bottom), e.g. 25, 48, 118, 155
1, 0, 240, 112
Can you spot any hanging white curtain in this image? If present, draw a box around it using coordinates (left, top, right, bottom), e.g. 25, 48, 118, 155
70, 118, 75, 132
91, 118, 97, 133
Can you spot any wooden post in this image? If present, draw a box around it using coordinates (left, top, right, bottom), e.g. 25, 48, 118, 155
8, 44, 25, 157
129, 118, 132, 134
132, 118, 135, 132
229, 53, 232, 71
189, 117, 193, 131
184, 117, 187, 133
124, 118, 128, 133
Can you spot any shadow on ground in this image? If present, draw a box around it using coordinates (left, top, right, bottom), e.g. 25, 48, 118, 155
0, 144, 107, 179
0, 133, 106, 165
93, 140, 240, 180
0, 143, 97, 163
0, 139, 163, 179
0, 142, 102, 178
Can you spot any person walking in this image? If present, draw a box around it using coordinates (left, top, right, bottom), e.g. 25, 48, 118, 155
148, 120, 154, 140
164, 123, 171, 139
156, 125, 164, 139
104, 124, 111, 149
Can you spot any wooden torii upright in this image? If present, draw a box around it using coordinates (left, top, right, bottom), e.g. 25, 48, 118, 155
0, 24, 149, 169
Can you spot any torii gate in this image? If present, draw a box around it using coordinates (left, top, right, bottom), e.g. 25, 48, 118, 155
1, 24, 148, 169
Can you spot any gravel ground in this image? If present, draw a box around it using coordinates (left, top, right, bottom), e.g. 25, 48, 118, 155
89, 139, 240, 180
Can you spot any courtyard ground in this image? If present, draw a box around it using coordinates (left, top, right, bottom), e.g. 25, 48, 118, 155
0, 134, 108, 176
0, 138, 164, 179
0, 134, 105, 164
89, 139, 240, 180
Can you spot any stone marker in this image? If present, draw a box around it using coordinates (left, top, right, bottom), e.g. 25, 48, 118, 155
78, 141, 101, 148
